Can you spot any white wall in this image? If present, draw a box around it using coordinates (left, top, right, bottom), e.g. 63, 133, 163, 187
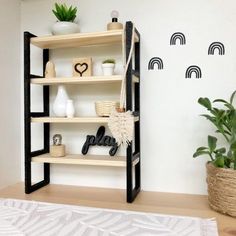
0, 0, 21, 189
21, 0, 236, 194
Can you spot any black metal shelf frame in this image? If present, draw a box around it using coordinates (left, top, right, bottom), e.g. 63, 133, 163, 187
24, 21, 141, 203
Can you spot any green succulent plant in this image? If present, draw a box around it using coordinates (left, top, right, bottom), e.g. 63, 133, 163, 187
52, 3, 77, 22
193, 91, 236, 169
102, 59, 116, 64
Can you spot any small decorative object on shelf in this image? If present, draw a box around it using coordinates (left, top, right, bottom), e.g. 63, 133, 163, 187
95, 101, 119, 117
102, 59, 115, 76
82, 126, 119, 156
107, 10, 123, 30
51, 3, 79, 35
66, 99, 75, 118
53, 85, 69, 117
45, 61, 56, 78
50, 134, 66, 157
73, 58, 92, 77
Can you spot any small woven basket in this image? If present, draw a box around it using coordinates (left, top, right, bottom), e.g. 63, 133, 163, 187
95, 101, 120, 117
206, 162, 236, 217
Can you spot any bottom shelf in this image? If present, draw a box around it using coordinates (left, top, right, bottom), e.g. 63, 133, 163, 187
32, 154, 139, 167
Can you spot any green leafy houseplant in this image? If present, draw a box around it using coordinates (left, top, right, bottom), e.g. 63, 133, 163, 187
52, 3, 77, 22
193, 91, 236, 170
102, 59, 116, 64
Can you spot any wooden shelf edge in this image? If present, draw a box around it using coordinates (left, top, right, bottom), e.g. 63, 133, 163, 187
32, 153, 139, 167
31, 117, 110, 123
31, 116, 139, 123
30, 30, 139, 49
31, 75, 139, 85
31, 75, 123, 85
31, 30, 124, 49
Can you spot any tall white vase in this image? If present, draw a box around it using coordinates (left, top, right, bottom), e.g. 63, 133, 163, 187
53, 85, 69, 117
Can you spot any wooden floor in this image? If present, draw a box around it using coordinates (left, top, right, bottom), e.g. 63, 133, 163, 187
0, 183, 235, 236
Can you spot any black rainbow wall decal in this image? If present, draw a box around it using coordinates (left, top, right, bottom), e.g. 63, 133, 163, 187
170, 32, 186, 45
185, 65, 202, 79
208, 42, 225, 55
148, 57, 164, 70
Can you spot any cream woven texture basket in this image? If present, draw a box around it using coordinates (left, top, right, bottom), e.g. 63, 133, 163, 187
95, 101, 120, 117
206, 162, 236, 217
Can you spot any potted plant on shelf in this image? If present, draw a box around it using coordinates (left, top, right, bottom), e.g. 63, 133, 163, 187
102, 59, 116, 76
193, 91, 236, 217
52, 3, 79, 35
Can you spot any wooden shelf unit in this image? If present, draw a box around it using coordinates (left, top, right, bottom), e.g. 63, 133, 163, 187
31, 75, 139, 85
24, 21, 141, 203
32, 154, 140, 167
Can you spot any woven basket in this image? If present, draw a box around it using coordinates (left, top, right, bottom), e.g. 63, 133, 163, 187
206, 162, 236, 217
95, 101, 120, 117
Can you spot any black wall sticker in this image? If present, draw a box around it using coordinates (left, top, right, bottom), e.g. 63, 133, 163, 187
185, 65, 202, 79
148, 57, 164, 70
208, 42, 225, 55
170, 32, 186, 45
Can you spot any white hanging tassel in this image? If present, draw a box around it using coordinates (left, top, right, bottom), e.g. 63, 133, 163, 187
108, 110, 134, 146
108, 24, 135, 147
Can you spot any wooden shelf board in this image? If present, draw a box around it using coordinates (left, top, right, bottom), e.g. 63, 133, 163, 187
32, 153, 139, 167
31, 75, 123, 85
31, 116, 139, 123
31, 117, 109, 123
31, 75, 139, 85
31, 30, 124, 49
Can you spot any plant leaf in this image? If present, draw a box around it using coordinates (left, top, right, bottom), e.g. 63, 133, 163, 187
193, 150, 210, 158
230, 90, 236, 105
208, 135, 217, 152
215, 147, 226, 154
224, 103, 234, 110
198, 97, 212, 110
230, 140, 236, 151
196, 146, 208, 151
214, 154, 224, 168
213, 99, 228, 104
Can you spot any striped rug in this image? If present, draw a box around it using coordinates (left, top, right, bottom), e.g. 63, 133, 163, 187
0, 199, 218, 236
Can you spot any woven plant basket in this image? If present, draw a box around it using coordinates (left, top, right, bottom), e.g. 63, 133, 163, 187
206, 162, 236, 217
95, 101, 120, 117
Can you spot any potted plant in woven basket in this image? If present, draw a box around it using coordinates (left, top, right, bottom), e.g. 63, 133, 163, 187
193, 91, 236, 217
52, 3, 79, 35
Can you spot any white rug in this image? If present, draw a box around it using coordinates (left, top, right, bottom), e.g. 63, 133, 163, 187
0, 199, 218, 236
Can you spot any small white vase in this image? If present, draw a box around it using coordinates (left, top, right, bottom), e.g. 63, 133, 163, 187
102, 63, 115, 76
51, 21, 80, 35
53, 85, 69, 117
66, 100, 75, 118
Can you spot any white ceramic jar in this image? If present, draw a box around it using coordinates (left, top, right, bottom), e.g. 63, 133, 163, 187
66, 100, 75, 118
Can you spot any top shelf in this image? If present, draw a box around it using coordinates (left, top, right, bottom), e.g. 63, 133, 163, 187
30, 30, 139, 49
31, 30, 124, 49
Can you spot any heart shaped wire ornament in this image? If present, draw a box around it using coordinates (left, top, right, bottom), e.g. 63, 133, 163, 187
108, 25, 136, 147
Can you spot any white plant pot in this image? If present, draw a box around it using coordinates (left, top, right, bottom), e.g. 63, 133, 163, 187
66, 100, 75, 118
51, 21, 80, 35
53, 85, 69, 117
102, 63, 115, 76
